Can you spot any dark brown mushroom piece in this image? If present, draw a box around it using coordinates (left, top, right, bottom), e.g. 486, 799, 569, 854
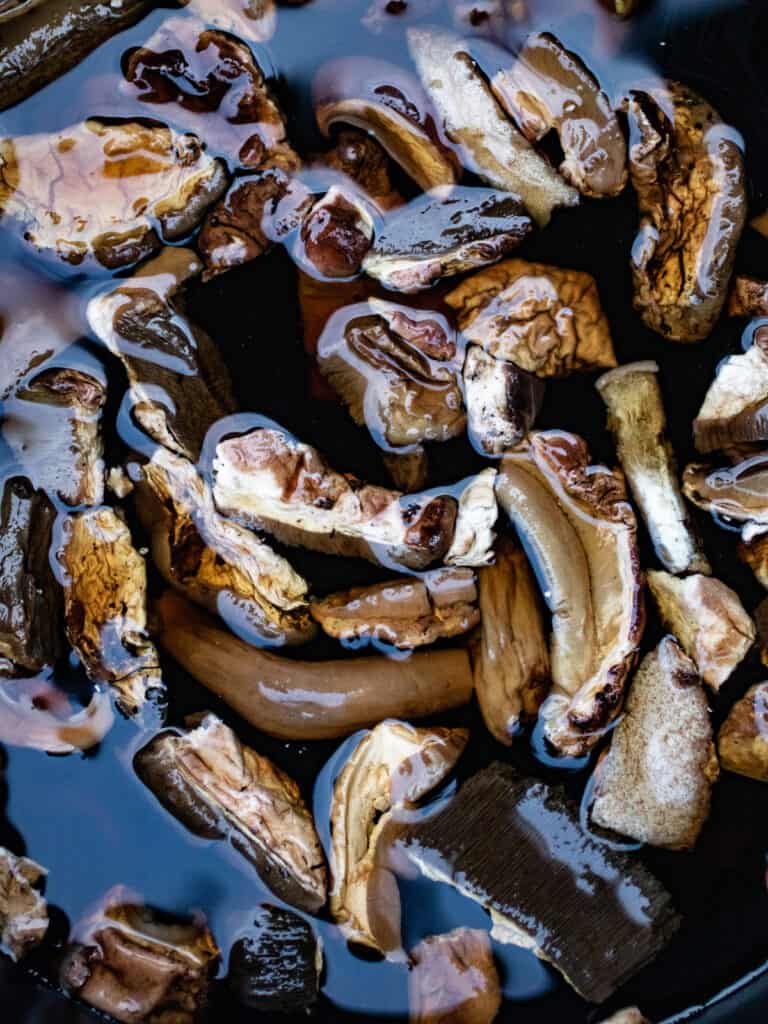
178, 0, 276, 42
718, 682, 768, 783
0, 847, 48, 961
382, 448, 430, 492
463, 344, 545, 456
409, 928, 501, 1024
297, 186, 374, 278
692, 332, 768, 452
727, 275, 768, 317
314, 129, 403, 211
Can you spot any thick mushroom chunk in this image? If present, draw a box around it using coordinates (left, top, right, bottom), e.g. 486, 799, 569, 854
135, 447, 315, 647
298, 186, 374, 278
471, 536, 550, 745
496, 431, 644, 757
363, 188, 533, 294
692, 334, 768, 452
330, 720, 468, 954
492, 32, 627, 198
445, 259, 617, 377
647, 571, 754, 692
0, 120, 228, 268
625, 83, 746, 342
591, 638, 719, 850
0, 848, 48, 961
728, 275, 768, 317
212, 425, 457, 570
463, 346, 544, 456
596, 361, 710, 574
135, 713, 327, 912
402, 763, 680, 1003
682, 455, 768, 533
315, 129, 403, 212
445, 468, 498, 567
409, 928, 501, 1024
718, 682, 768, 782
408, 28, 578, 226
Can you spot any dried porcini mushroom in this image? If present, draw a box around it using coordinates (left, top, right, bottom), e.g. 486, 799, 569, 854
591, 638, 719, 850
692, 335, 768, 453
313, 57, 460, 191
682, 455, 768, 534
402, 763, 680, 1003
212, 425, 457, 570
599, 1010, 649, 1024
408, 28, 578, 226
363, 187, 533, 294
718, 682, 768, 782
135, 713, 327, 912
728, 275, 768, 318
330, 719, 468, 953
408, 928, 501, 1024
178, 0, 276, 44
0, 120, 228, 268
298, 186, 374, 278
496, 431, 645, 757
647, 571, 754, 692
596, 361, 710, 575
471, 535, 550, 745
0, 847, 48, 961
445, 259, 617, 378
492, 32, 627, 198
445, 468, 498, 567
135, 447, 315, 647
625, 83, 746, 342
314, 129, 403, 211
463, 346, 544, 456
741, 531, 768, 590
0, 676, 114, 755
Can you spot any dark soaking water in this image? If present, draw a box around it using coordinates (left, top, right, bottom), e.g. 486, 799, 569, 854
2, 0, 768, 1022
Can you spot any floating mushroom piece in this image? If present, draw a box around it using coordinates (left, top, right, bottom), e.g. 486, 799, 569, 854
408, 928, 501, 1024
596, 361, 710, 575
156, 590, 474, 740
402, 763, 680, 1003
330, 720, 468, 954
297, 185, 375, 279
718, 682, 768, 782
682, 455, 768, 535
727, 275, 768, 317
647, 571, 754, 692
496, 431, 645, 757
0, 676, 114, 755
0, 847, 48, 961
445, 468, 498, 567
591, 638, 719, 850
463, 346, 545, 456
179, 0, 277, 43
692, 334, 768, 452
135, 713, 327, 912
625, 83, 746, 342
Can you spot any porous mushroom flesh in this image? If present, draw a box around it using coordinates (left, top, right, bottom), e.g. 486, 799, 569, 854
408, 928, 502, 1024
682, 455, 768, 536
728, 275, 768, 317
718, 682, 768, 782
0, 847, 48, 961
445, 468, 499, 567
692, 332, 768, 453
463, 345, 545, 456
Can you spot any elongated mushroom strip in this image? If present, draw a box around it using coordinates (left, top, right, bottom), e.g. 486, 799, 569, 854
692, 333, 768, 452
135, 447, 315, 647
408, 29, 578, 226
178, 0, 276, 43
625, 84, 746, 342
592, 638, 719, 850
492, 32, 627, 198
0, 676, 114, 755
682, 455, 768, 535
445, 468, 498, 567
728, 275, 768, 317
463, 346, 544, 456
136, 713, 327, 912
596, 361, 710, 574
87, 248, 237, 461
496, 431, 645, 757
56, 507, 165, 718
402, 764, 680, 1003
471, 536, 550, 745
718, 682, 768, 782
647, 571, 754, 691
156, 590, 474, 740
409, 928, 501, 1024
0, 847, 48, 961
212, 425, 457, 570
330, 720, 468, 953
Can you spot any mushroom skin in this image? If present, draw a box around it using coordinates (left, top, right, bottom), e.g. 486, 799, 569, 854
408, 928, 502, 1024
692, 334, 768, 452
298, 186, 374, 279
445, 468, 499, 567
463, 346, 545, 457
0, 847, 48, 961
135, 713, 328, 913
682, 455, 768, 535
625, 83, 746, 342
718, 682, 768, 782
740, 531, 768, 590
315, 129, 403, 212
727, 275, 768, 317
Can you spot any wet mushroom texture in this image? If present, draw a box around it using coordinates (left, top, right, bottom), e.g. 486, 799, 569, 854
444, 468, 499, 567
718, 682, 768, 783
461, 345, 545, 456
682, 455, 768, 536
727, 275, 768, 317
691, 331, 768, 453
408, 928, 502, 1024
297, 185, 375, 278
313, 129, 404, 212
178, 0, 277, 43
0, 847, 48, 962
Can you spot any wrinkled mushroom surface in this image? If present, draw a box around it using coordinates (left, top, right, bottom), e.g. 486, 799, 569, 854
728, 275, 768, 318
692, 334, 768, 452
408, 928, 501, 1024
463, 345, 545, 456
718, 682, 768, 782
314, 129, 403, 212
740, 530, 768, 590
445, 468, 498, 567
0, 847, 48, 961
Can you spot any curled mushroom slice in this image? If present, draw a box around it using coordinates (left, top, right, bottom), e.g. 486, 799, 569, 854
496, 431, 645, 757
718, 682, 768, 783
0, 677, 114, 755
445, 468, 498, 567
330, 720, 468, 953
156, 590, 473, 740
463, 346, 544, 456
313, 57, 460, 191
596, 361, 710, 575
625, 83, 746, 342
409, 928, 501, 1024
179, 0, 276, 43
0, 847, 48, 961
297, 186, 374, 279
682, 455, 768, 535
135, 712, 327, 912
492, 32, 627, 198
728, 275, 768, 317
692, 334, 768, 452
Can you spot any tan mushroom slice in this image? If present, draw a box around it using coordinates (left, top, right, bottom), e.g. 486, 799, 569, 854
647, 571, 754, 692
408, 928, 501, 1024
297, 185, 374, 279
330, 719, 468, 954
212, 425, 457, 570
445, 468, 498, 567
496, 431, 645, 757
87, 247, 236, 461
596, 361, 710, 574
591, 638, 719, 850
0, 677, 114, 755
313, 57, 460, 191
408, 28, 578, 226
471, 536, 550, 745
682, 455, 768, 534
463, 346, 545, 456
692, 334, 768, 452
445, 259, 617, 377
135, 713, 327, 912
492, 32, 627, 198
0, 848, 48, 961
179, 0, 276, 43
0, 119, 228, 268
625, 83, 746, 342
728, 275, 768, 317
718, 682, 768, 782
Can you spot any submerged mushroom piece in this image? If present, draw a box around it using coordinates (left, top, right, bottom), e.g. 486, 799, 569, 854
599, 1011, 649, 1024
298, 186, 375, 279
330, 720, 468, 953
463, 346, 545, 457
625, 83, 746, 342
179, 0, 277, 43
0, 676, 114, 756
682, 456, 768, 534
445, 468, 498, 567
727, 275, 768, 317
136, 713, 327, 913
692, 334, 768, 453
314, 129, 403, 212
591, 638, 719, 850
718, 682, 768, 782
0, 847, 48, 961
408, 928, 501, 1024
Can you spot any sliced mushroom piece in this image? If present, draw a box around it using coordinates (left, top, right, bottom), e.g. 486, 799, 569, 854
718, 682, 768, 782
463, 346, 544, 457
625, 84, 746, 342
297, 186, 374, 279
596, 361, 710, 575
315, 129, 403, 212
727, 275, 768, 317
330, 720, 468, 953
409, 928, 501, 1024
408, 28, 578, 226
135, 713, 327, 912
591, 637, 719, 850
682, 455, 768, 534
445, 468, 498, 567
647, 571, 754, 691
692, 335, 768, 452
0, 677, 114, 755
179, 0, 277, 43
0, 848, 48, 961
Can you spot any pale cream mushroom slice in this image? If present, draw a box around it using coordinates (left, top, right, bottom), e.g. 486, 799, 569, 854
445, 468, 498, 567
692, 332, 768, 453
463, 345, 544, 456
408, 928, 501, 1024
0, 848, 48, 961
718, 682, 768, 782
